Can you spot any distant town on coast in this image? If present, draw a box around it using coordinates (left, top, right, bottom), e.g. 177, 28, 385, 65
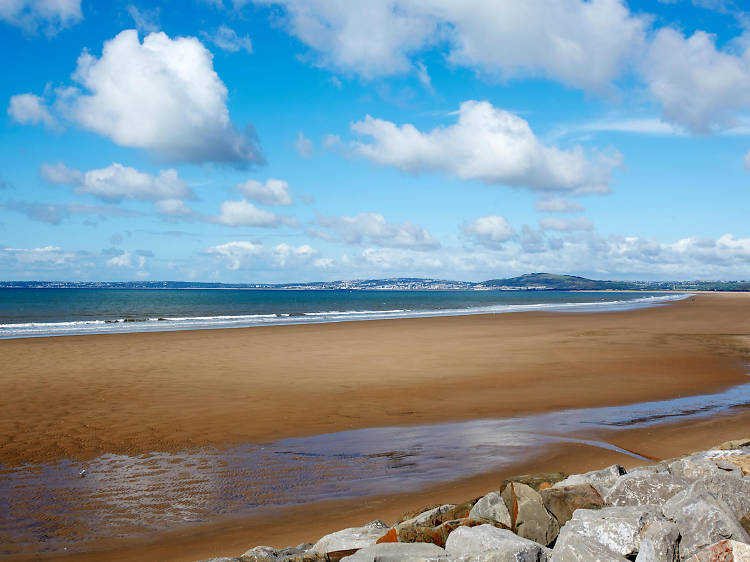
2, 273, 749, 292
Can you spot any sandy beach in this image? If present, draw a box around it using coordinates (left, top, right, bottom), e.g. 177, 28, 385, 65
1, 292, 750, 560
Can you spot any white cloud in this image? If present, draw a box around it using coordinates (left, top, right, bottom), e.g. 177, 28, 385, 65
0, 0, 82, 35
429, 0, 647, 92
202, 25, 253, 53
207, 240, 317, 270
295, 131, 314, 157
323, 134, 342, 147
238, 178, 293, 206
250, 0, 646, 90
271, 243, 317, 267
744, 149, 750, 171
462, 215, 515, 249
7, 93, 58, 129
535, 198, 585, 213
52, 30, 262, 164
218, 199, 288, 227
42, 162, 193, 202
41, 161, 82, 184
317, 212, 440, 250
0, 245, 78, 267
643, 28, 750, 133
576, 117, 684, 135
352, 100, 621, 193
106, 251, 146, 269
155, 199, 192, 216
539, 216, 593, 231
207, 241, 264, 270
251, 0, 439, 79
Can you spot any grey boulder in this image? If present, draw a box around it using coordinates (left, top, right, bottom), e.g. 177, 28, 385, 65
662, 481, 750, 560
550, 532, 629, 562
634, 519, 680, 562
605, 472, 688, 507
555, 505, 662, 557
445, 525, 550, 561
470, 492, 512, 527
340, 542, 448, 561
684, 539, 750, 561
501, 483, 559, 546
311, 521, 390, 554
553, 465, 626, 497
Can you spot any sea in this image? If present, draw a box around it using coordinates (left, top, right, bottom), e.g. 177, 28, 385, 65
0, 288, 688, 339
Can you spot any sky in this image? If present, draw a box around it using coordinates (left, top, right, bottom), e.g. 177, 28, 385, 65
1, 0, 750, 283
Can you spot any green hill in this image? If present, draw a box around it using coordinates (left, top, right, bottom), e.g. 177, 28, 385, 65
479, 273, 637, 290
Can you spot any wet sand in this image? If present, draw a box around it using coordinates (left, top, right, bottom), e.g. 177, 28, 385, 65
1, 293, 750, 560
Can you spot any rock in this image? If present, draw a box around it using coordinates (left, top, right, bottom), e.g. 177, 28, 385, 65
662, 481, 750, 560
312, 521, 390, 554
668, 456, 750, 522
470, 492, 512, 527
200, 559, 241, 562
722, 454, 750, 476
384, 517, 508, 548
550, 532, 629, 562
444, 524, 550, 561
634, 519, 680, 562
499, 473, 568, 493
555, 505, 661, 557
240, 546, 278, 561
540, 484, 604, 525
553, 465, 626, 496
684, 539, 750, 561
407, 505, 457, 527
605, 472, 688, 506
501, 482, 559, 546
714, 439, 750, 451
398, 505, 443, 524
340, 542, 448, 561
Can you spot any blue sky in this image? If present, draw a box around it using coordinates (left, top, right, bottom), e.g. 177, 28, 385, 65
1, 0, 749, 282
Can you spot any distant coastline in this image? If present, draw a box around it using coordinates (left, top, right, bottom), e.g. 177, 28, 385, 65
1, 272, 749, 292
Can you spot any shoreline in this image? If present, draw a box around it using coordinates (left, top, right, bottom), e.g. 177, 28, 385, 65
0, 291, 688, 340
2, 293, 750, 559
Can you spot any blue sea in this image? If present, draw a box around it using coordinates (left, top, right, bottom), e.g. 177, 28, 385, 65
0, 289, 688, 338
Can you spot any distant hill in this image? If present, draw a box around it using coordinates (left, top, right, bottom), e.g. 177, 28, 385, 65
478, 273, 638, 290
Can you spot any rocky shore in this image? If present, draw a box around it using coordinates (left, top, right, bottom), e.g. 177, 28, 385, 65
201, 438, 750, 562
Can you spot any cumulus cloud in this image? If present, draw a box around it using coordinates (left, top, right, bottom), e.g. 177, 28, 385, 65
106, 251, 146, 269
462, 215, 515, 249
271, 243, 317, 267
202, 25, 253, 53
352, 101, 621, 193
238, 178, 293, 206
12, 30, 263, 164
127, 4, 160, 34
42, 162, 193, 202
7, 94, 58, 129
207, 240, 318, 270
251, 0, 439, 79
643, 28, 750, 133
0, 0, 82, 35
539, 217, 594, 231
0, 245, 81, 273
316, 212, 440, 250
217, 199, 294, 227
535, 198, 585, 213
249, 0, 646, 90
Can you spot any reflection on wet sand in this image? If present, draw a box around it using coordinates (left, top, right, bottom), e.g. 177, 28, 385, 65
2, 381, 749, 556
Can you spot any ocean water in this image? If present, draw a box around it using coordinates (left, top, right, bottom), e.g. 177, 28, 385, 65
0, 288, 688, 338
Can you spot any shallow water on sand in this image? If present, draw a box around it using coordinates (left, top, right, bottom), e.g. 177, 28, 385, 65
1, 380, 749, 556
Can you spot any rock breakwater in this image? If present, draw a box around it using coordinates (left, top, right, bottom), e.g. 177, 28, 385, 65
201, 438, 750, 562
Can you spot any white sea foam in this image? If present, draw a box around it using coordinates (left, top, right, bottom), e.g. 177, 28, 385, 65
0, 293, 691, 339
